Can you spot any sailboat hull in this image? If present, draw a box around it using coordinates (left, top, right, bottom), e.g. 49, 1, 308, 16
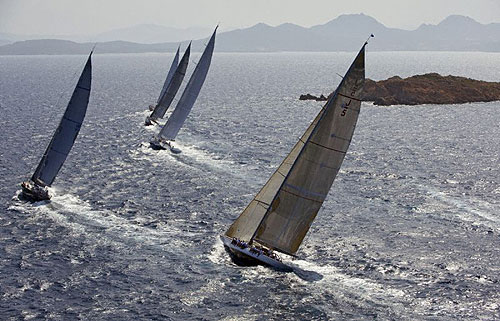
220, 235, 292, 272
20, 181, 50, 202
144, 116, 158, 126
149, 138, 181, 153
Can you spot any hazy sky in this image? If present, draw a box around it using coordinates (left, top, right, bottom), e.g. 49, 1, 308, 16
1, 0, 499, 35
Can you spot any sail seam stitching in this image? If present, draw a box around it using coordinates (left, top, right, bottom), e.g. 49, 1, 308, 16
309, 141, 347, 154
76, 85, 90, 91
255, 199, 270, 207
338, 93, 361, 101
50, 148, 68, 156
281, 187, 323, 203
62, 116, 82, 125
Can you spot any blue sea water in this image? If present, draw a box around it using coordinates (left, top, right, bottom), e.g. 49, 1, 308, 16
0, 51, 499, 320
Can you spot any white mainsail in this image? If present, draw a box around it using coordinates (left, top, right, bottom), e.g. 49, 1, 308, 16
226, 44, 366, 256
158, 28, 217, 141
31, 52, 92, 187
151, 45, 191, 119
156, 47, 180, 105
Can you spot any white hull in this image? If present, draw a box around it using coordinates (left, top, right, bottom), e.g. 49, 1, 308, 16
220, 235, 292, 272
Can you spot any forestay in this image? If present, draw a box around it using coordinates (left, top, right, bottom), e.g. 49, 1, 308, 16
159, 28, 217, 141
32, 53, 92, 187
226, 44, 366, 256
151, 45, 191, 119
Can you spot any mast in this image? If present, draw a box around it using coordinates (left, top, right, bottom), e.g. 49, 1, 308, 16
151, 44, 191, 119
31, 52, 92, 186
226, 43, 366, 256
156, 46, 180, 105
158, 27, 217, 141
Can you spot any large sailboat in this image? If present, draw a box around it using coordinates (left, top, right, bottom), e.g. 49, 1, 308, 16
221, 40, 368, 271
20, 52, 93, 202
150, 27, 217, 153
145, 45, 191, 126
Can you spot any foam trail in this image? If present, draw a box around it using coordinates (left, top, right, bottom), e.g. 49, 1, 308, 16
10, 192, 186, 249
421, 185, 500, 231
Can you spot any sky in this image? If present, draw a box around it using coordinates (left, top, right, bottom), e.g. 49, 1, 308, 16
1, 0, 500, 35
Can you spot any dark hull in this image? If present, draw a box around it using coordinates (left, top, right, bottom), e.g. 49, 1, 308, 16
149, 139, 181, 153
223, 244, 260, 266
20, 182, 50, 202
149, 141, 166, 150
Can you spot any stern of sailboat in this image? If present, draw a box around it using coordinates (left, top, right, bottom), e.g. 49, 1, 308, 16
20, 180, 51, 202
220, 235, 292, 272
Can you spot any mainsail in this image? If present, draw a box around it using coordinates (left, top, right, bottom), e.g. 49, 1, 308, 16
151, 45, 191, 119
31, 53, 92, 187
158, 28, 217, 141
156, 47, 180, 105
226, 44, 366, 256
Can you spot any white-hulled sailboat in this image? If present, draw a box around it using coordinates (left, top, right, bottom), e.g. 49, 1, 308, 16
150, 27, 217, 153
20, 52, 93, 202
145, 45, 191, 126
221, 39, 369, 271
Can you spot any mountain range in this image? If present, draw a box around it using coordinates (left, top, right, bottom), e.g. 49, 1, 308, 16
1, 14, 499, 55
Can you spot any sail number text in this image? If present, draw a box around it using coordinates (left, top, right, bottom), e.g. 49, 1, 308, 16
340, 81, 360, 117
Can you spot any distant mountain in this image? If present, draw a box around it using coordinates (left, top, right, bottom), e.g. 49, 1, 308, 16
0, 24, 212, 45
1, 14, 500, 55
215, 14, 500, 52
0, 39, 183, 55
92, 24, 212, 43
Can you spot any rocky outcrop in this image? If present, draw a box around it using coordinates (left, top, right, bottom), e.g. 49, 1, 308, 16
299, 93, 327, 101
301, 73, 500, 106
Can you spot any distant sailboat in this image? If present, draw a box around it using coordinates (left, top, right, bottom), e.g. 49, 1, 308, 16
20, 52, 92, 201
150, 27, 217, 152
145, 45, 191, 126
221, 41, 368, 271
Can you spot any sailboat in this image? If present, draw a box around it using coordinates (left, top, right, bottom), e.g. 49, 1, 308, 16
221, 40, 368, 271
150, 27, 217, 153
145, 45, 191, 126
20, 52, 92, 202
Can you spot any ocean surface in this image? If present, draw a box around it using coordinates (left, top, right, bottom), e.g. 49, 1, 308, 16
0, 51, 499, 320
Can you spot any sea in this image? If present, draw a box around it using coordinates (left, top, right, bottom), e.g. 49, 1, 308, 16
0, 51, 499, 320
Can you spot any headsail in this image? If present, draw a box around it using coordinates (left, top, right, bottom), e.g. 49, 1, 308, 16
226, 44, 366, 256
225, 105, 327, 242
31, 53, 92, 186
151, 45, 191, 119
156, 46, 180, 104
158, 28, 217, 141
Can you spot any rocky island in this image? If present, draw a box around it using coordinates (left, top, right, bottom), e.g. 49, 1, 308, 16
300, 73, 500, 106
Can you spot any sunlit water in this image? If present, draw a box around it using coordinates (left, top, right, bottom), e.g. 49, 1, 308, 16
0, 51, 499, 320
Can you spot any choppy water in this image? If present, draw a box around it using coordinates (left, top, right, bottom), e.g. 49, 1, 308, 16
0, 51, 499, 320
